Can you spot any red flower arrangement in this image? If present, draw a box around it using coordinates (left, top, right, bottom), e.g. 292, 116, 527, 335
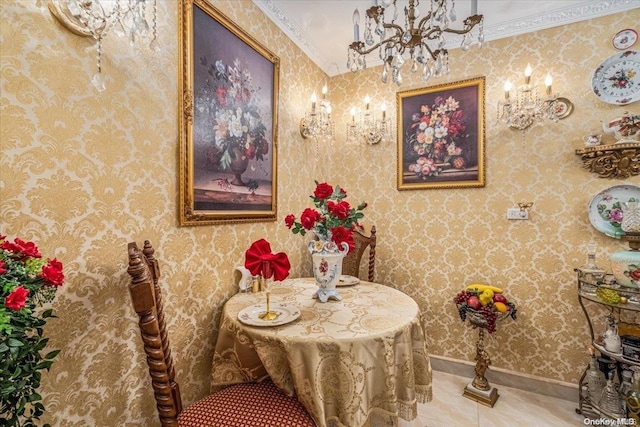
0, 234, 64, 425
284, 181, 367, 253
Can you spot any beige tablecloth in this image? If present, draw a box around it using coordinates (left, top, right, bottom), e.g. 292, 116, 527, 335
211, 278, 432, 427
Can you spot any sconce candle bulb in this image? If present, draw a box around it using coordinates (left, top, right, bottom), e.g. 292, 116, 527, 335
545, 74, 553, 96
504, 81, 512, 100
524, 64, 532, 85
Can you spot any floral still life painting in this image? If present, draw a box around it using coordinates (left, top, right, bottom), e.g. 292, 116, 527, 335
397, 77, 485, 190
179, 1, 279, 225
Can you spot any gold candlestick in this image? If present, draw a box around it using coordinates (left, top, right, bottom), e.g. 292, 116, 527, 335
258, 291, 277, 320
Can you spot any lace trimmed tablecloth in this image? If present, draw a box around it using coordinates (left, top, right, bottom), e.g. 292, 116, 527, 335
211, 278, 432, 427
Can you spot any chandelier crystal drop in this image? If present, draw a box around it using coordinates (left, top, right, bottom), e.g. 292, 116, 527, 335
347, 0, 484, 86
48, 0, 159, 91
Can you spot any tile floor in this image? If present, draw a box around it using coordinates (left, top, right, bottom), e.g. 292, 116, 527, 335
415, 370, 587, 427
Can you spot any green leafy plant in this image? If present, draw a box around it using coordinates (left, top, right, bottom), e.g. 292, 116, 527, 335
0, 235, 64, 427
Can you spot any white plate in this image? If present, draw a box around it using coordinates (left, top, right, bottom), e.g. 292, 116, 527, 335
588, 185, 640, 238
237, 302, 300, 327
337, 275, 360, 286
613, 29, 638, 50
591, 50, 640, 105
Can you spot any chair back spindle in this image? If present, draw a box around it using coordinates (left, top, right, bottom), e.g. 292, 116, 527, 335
342, 225, 376, 281
128, 241, 182, 426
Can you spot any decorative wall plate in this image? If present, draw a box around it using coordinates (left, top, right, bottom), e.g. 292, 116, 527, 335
613, 29, 638, 50
591, 50, 640, 105
238, 303, 300, 327
588, 185, 640, 238
554, 97, 573, 119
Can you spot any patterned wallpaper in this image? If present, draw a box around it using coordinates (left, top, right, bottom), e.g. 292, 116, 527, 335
0, 0, 639, 424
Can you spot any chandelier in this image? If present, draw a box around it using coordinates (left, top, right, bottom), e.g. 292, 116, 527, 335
300, 85, 335, 141
48, 0, 159, 91
497, 65, 565, 130
347, 0, 484, 86
346, 96, 391, 145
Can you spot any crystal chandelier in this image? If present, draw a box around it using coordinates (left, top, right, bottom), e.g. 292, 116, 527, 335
48, 0, 159, 91
497, 65, 565, 130
347, 0, 484, 86
300, 85, 335, 141
346, 96, 391, 145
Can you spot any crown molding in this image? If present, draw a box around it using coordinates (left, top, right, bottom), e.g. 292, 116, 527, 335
253, 0, 640, 76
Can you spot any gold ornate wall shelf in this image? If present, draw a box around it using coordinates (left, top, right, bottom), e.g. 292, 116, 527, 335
575, 142, 640, 179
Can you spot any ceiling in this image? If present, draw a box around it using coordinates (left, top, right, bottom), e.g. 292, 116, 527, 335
252, 0, 640, 76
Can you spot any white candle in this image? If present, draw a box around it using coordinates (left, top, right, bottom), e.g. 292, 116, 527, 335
322, 85, 328, 99
351, 107, 356, 122
524, 64, 532, 85
471, 0, 477, 15
353, 9, 360, 42
311, 93, 317, 111
364, 95, 371, 110
544, 74, 553, 95
504, 81, 512, 100
381, 102, 386, 120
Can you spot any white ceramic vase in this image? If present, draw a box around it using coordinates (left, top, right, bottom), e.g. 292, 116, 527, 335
308, 239, 349, 302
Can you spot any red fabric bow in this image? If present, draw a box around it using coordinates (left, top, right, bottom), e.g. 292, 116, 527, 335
244, 239, 291, 281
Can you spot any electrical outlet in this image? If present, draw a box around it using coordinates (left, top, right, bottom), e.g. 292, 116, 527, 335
507, 208, 529, 220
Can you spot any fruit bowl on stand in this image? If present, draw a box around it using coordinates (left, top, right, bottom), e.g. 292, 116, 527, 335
453, 284, 518, 408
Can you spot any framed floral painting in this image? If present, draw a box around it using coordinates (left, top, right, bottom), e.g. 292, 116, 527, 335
179, 0, 280, 225
397, 77, 485, 190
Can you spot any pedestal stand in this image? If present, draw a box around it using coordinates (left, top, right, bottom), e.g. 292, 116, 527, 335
462, 326, 500, 407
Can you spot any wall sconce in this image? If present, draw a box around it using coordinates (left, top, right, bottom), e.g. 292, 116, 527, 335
497, 64, 568, 130
47, 0, 159, 91
300, 85, 335, 140
346, 95, 390, 145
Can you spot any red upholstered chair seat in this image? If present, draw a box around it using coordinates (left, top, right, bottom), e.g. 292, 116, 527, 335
126, 240, 316, 427
178, 381, 316, 427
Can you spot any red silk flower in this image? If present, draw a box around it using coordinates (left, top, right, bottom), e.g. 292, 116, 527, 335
244, 239, 291, 281
41, 258, 65, 287
5, 285, 29, 310
313, 182, 333, 200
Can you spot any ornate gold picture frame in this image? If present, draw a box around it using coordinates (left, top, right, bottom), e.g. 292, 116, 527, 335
397, 76, 485, 190
179, 0, 280, 225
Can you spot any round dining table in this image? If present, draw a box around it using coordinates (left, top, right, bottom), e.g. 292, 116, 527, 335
210, 277, 432, 427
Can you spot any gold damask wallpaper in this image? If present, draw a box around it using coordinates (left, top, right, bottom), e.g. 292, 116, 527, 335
0, 0, 638, 425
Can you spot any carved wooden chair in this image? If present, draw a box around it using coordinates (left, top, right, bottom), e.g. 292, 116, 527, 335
341, 225, 376, 282
126, 240, 316, 427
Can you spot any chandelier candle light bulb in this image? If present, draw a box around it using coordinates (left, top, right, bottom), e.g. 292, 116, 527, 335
353, 9, 360, 42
